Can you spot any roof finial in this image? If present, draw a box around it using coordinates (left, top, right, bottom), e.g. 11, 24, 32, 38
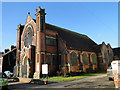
28, 12, 30, 15
39, 6, 41, 9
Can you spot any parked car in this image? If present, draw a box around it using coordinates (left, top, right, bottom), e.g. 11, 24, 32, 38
4, 71, 13, 78
0, 72, 8, 89
107, 66, 114, 80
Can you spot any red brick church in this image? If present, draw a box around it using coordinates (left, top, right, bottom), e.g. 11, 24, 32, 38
15, 6, 114, 79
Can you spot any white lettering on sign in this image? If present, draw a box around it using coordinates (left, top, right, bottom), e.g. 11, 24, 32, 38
42, 64, 48, 74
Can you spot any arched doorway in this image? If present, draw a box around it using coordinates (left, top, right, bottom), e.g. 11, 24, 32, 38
21, 55, 29, 78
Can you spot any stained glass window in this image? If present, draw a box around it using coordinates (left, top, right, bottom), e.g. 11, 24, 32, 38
23, 25, 33, 47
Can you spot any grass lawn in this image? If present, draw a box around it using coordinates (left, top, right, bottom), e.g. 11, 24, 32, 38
48, 72, 106, 82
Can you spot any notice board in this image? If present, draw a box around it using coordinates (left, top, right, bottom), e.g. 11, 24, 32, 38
42, 64, 48, 74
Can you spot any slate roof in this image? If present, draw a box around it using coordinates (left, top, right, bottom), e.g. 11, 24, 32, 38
33, 19, 36, 23
45, 23, 99, 52
31, 18, 99, 52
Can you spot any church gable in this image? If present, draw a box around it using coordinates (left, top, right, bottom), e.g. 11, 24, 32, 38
21, 13, 37, 48
25, 13, 36, 26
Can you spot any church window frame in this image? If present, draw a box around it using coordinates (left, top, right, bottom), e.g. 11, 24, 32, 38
91, 53, 97, 65
103, 49, 109, 64
82, 52, 88, 65
46, 36, 56, 46
23, 24, 34, 47
70, 51, 78, 66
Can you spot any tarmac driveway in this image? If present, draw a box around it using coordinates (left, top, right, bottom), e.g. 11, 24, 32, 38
8, 74, 115, 89
64, 74, 115, 88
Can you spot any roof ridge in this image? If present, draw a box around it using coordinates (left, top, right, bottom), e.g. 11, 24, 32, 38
45, 23, 88, 38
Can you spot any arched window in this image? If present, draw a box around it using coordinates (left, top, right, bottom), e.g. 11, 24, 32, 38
91, 54, 97, 65
82, 53, 88, 65
23, 25, 33, 47
70, 51, 78, 66
104, 50, 108, 64
109, 50, 113, 62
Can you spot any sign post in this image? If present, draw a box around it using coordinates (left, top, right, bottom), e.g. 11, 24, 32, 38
111, 61, 120, 89
42, 64, 48, 85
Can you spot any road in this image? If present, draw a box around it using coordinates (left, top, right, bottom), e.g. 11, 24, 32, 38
7, 74, 115, 89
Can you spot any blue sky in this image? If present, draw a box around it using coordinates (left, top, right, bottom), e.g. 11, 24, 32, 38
1, 2, 118, 52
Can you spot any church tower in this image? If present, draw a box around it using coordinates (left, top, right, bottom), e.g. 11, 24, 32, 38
34, 6, 46, 79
